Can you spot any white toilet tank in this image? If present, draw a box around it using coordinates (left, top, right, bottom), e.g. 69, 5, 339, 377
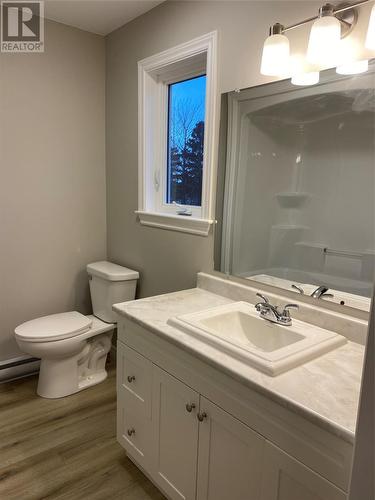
87, 261, 139, 323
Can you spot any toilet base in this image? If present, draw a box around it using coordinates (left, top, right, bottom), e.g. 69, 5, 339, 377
37, 327, 113, 399
78, 370, 108, 391
37, 363, 110, 398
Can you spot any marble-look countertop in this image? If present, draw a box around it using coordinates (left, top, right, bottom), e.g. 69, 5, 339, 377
113, 288, 365, 444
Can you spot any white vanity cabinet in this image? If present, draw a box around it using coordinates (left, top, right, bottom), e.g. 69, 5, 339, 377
118, 349, 264, 500
117, 318, 350, 500
261, 443, 346, 500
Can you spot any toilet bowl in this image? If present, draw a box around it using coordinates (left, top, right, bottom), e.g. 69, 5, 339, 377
14, 261, 139, 399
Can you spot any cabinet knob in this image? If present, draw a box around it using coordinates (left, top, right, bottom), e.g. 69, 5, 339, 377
185, 402, 196, 413
127, 375, 136, 383
197, 411, 207, 422
127, 428, 135, 437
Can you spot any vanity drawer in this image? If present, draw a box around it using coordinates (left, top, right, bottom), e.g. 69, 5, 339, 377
117, 341, 152, 418
117, 393, 152, 471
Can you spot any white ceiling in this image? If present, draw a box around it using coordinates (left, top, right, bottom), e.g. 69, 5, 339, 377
45, 0, 164, 36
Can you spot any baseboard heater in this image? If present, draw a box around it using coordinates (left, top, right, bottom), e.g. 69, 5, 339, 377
0, 356, 40, 382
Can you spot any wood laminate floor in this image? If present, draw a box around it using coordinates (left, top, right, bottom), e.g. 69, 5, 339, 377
0, 364, 166, 500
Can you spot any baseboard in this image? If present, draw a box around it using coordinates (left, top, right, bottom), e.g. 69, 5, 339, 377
0, 356, 40, 383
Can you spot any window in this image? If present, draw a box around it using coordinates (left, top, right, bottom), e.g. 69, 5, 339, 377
137, 32, 217, 236
167, 75, 206, 208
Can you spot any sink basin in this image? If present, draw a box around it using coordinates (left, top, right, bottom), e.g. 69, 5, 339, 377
168, 302, 347, 376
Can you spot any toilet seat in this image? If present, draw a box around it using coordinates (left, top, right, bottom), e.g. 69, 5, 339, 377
15, 312, 92, 343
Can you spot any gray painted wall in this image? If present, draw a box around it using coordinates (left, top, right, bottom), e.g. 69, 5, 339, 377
0, 20, 106, 361
105, 0, 323, 298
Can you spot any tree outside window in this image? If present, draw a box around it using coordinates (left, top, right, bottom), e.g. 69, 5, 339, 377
167, 75, 206, 207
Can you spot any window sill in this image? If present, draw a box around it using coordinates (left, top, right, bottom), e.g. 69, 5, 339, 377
135, 211, 215, 236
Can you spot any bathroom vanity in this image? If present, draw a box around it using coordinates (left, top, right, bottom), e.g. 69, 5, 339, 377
114, 273, 366, 500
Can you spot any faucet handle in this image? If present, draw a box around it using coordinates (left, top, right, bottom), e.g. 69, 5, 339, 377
291, 284, 304, 294
281, 303, 299, 318
310, 286, 331, 298
284, 303, 299, 310
256, 292, 269, 304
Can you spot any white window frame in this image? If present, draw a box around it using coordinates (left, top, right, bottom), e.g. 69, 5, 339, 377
136, 32, 218, 236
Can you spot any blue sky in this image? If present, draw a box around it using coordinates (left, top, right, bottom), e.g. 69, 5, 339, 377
169, 75, 206, 128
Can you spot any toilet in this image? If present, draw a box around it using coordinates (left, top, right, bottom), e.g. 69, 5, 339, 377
14, 261, 139, 399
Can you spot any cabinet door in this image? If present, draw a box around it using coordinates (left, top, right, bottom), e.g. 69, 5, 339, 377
152, 366, 199, 500
197, 396, 265, 500
261, 442, 347, 500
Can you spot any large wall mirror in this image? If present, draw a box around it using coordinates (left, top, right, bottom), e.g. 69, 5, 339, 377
215, 64, 375, 313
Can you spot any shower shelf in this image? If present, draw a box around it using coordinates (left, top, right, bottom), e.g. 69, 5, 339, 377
271, 224, 309, 230
275, 192, 310, 208
323, 247, 363, 259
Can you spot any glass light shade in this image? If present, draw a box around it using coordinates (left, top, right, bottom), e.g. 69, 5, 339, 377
291, 71, 320, 86
260, 34, 290, 76
365, 4, 375, 50
336, 59, 369, 75
307, 15, 341, 67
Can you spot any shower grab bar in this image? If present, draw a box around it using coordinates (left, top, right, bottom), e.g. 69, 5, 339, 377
323, 247, 363, 259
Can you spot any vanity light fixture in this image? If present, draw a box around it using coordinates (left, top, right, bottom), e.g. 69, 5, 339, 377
260, 0, 374, 85
291, 71, 320, 86
289, 55, 320, 86
260, 23, 290, 77
336, 59, 369, 73
307, 4, 341, 66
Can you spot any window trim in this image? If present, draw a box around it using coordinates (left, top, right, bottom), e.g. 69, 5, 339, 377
137, 31, 218, 236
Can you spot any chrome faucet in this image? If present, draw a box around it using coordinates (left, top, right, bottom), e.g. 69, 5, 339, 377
310, 286, 334, 299
291, 284, 334, 299
255, 293, 299, 326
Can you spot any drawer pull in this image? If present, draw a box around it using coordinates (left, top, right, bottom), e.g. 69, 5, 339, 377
127, 428, 135, 437
127, 375, 136, 383
185, 403, 196, 413
197, 411, 207, 422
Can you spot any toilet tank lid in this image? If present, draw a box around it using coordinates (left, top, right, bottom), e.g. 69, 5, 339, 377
87, 261, 139, 281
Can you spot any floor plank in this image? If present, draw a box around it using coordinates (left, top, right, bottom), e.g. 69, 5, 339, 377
0, 366, 166, 500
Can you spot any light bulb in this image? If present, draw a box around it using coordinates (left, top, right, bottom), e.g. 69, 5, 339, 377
336, 60, 369, 75
307, 8, 341, 68
261, 24, 290, 77
291, 72, 320, 86
366, 4, 375, 50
